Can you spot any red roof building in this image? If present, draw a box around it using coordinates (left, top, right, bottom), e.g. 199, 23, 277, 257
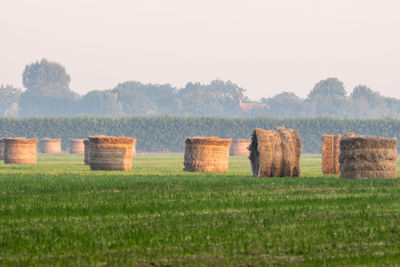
239, 100, 269, 112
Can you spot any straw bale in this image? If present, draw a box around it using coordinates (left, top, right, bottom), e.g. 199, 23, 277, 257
322, 135, 334, 174
230, 139, 251, 156
69, 139, 85, 154
339, 149, 397, 161
340, 161, 395, 171
333, 135, 341, 173
249, 127, 301, 177
321, 132, 359, 175
183, 137, 232, 172
321, 134, 342, 174
3, 138, 38, 164
0, 139, 4, 160
83, 140, 90, 165
339, 136, 397, 179
340, 136, 396, 150
344, 132, 357, 138
339, 171, 396, 179
40, 138, 61, 154
88, 136, 135, 171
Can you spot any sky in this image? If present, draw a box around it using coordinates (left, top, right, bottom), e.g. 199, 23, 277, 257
0, 0, 399, 100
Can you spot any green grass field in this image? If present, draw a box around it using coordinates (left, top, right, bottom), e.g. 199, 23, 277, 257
1, 155, 400, 266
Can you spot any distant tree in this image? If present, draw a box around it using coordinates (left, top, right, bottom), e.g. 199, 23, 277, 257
261, 92, 305, 117
112, 81, 181, 115
0, 84, 22, 117
350, 85, 389, 118
19, 59, 79, 117
22, 59, 72, 98
306, 78, 349, 117
384, 97, 400, 119
179, 80, 245, 116
78, 90, 123, 116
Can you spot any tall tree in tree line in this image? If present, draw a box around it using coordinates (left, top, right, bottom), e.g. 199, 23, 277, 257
19, 59, 78, 117
306, 77, 349, 117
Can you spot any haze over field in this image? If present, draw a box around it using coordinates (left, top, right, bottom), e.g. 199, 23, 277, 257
1, 0, 399, 99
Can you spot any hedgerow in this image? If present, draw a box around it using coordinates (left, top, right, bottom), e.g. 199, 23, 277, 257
0, 116, 398, 153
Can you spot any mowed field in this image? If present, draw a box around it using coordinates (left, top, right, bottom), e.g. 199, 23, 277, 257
1, 155, 400, 266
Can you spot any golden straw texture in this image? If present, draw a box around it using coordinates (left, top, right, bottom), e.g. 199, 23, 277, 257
321, 134, 342, 174
230, 139, 251, 156
40, 138, 61, 154
88, 136, 135, 171
339, 136, 397, 179
184, 137, 232, 173
249, 127, 301, 177
69, 139, 84, 154
3, 138, 38, 164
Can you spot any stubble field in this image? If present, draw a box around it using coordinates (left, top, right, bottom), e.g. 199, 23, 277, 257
1, 155, 400, 266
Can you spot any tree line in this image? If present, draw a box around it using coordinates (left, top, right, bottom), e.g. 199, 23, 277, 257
1, 58, 399, 118
0, 116, 398, 153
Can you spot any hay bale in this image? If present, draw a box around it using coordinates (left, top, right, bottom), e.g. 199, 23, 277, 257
249, 127, 301, 177
321, 134, 342, 174
88, 136, 135, 171
339, 136, 397, 179
230, 139, 251, 156
40, 138, 61, 154
183, 137, 232, 172
83, 140, 90, 165
344, 132, 357, 138
3, 138, 38, 164
69, 139, 84, 154
0, 139, 4, 160
322, 132, 359, 175
333, 135, 342, 174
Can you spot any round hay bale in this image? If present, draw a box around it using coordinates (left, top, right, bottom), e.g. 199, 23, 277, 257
183, 137, 232, 173
230, 139, 251, 156
0, 139, 4, 160
3, 138, 38, 164
321, 134, 342, 175
339, 136, 397, 179
249, 127, 301, 177
83, 140, 90, 165
88, 136, 135, 171
69, 139, 84, 154
40, 138, 61, 154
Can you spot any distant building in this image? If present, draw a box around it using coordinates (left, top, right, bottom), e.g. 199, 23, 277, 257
239, 100, 269, 112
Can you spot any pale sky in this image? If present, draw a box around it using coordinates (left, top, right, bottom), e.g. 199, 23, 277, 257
0, 0, 399, 100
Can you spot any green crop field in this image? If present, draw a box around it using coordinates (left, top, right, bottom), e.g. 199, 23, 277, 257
1, 155, 400, 266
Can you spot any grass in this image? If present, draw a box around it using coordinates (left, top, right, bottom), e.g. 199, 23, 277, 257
1, 155, 400, 266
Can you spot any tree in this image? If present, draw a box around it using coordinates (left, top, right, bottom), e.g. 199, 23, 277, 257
350, 85, 389, 118
19, 59, 79, 117
261, 92, 306, 117
112, 81, 181, 115
179, 80, 245, 116
78, 90, 123, 116
0, 84, 22, 116
306, 78, 349, 117
22, 59, 72, 98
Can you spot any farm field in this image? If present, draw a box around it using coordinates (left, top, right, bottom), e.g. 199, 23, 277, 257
1, 155, 400, 266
